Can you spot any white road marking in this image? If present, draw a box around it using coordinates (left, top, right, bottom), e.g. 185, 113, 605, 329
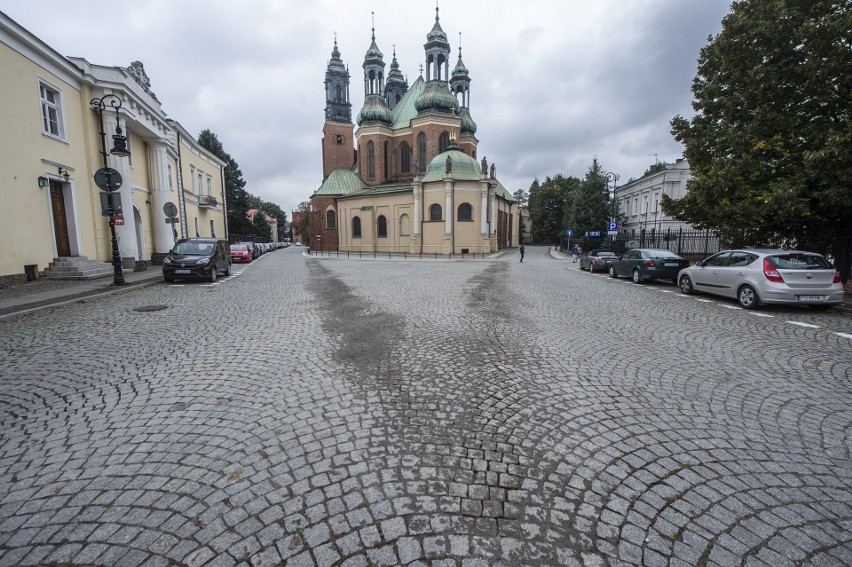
786, 321, 819, 329
723, 305, 742, 310
749, 313, 775, 318
695, 298, 714, 303
835, 333, 852, 340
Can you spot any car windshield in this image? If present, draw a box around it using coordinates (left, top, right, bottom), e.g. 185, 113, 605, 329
768, 253, 832, 270
173, 241, 214, 256
230, 245, 248, 251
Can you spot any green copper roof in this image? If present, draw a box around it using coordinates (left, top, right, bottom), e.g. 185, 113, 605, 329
421, 149, 481, 182
337, 182, 412, 200
313, 169, 367, 197
494, 179, 517, 203
390, 75, 426, 129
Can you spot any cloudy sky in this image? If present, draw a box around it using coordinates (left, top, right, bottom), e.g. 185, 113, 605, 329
3, 0, 732, 217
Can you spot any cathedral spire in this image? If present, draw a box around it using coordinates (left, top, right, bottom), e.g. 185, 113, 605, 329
324, 34, 351, 123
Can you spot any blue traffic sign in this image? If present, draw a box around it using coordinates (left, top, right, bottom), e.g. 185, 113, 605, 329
566, 229, 573, 236
607, 222, 618, 231
586, 231, 601, 237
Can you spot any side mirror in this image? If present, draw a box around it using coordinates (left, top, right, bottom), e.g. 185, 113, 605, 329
695, 260, 704, 267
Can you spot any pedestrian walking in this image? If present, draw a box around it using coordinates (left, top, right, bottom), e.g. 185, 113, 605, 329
571, 244, 579, 263
519, 244, 525, 262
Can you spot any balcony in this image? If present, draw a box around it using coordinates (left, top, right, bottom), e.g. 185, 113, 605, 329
198, 195, 218, 208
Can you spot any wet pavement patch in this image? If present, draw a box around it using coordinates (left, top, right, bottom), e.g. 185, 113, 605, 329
132, 304, 169, 312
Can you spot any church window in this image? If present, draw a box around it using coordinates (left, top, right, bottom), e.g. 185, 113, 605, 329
418, 133, 427, 172
377, 215, 387, 237
400, 143, 411, 173
457, 203, 473, 221
326, 209, 336, 230
430, 204, 442, 221
336, 133, 343, 145
439, 131, 450, 153
352, 216, 362, 238
367, 141, 375, 179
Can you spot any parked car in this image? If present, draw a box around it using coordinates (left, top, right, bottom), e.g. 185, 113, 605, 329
580, 249, 619, 273
236, 241, 259, 260
677, 249, 843, 310
609, 249, 689, 284
230, 243, 252, 263
163, 238, 232, 283
295, 242, 302, 246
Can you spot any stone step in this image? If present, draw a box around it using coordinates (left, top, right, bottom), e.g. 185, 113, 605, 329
44, 257, 115, 280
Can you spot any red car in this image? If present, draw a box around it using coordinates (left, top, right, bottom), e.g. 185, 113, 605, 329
230, 243, 252, 263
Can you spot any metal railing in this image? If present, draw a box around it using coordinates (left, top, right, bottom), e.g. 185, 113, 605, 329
308, 250, 491, 260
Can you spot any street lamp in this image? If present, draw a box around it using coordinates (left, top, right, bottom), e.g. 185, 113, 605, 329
91, 94, 131, 286
604, 171, 620, 221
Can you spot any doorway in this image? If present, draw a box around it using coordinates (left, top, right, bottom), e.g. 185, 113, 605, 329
50, 181, 71, 257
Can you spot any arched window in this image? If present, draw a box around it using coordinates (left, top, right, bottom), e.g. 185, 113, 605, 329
418, 132, 427, 172
367, 141, 375, 179
457, 203, 473, 221
430, 204, 442, 221
377, 215, 387, 237
439, 131, 450, 153
400, 142, 411, 173
352, 216, 362, 238
326, 209, 336, 230
400, 214, 410, 236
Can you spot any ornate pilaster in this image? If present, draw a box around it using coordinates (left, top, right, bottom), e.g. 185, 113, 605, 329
480, 181, 489, 238
148, 142, 175, 253
413, 179, 422, 236
444, 181, 453, 238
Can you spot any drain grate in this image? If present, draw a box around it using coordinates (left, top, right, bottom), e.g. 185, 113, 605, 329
132, 305, 169, 312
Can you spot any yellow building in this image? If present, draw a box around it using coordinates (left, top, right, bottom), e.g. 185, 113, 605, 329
0, 11, 226, 282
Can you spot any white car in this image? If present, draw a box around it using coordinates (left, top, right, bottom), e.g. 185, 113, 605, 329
295, 242, 302, 246
677, 249, 843, 310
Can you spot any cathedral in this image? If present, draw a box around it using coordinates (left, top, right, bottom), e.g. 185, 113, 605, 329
308, 7, 519, 254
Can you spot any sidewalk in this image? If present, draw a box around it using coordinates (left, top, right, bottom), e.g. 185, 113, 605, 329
0, 269, 163, 321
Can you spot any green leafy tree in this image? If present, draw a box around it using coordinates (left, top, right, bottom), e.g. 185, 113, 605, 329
564, 158, 612, 235
666, 0, 852, 243
528, 175, 578, 243
251, 210, 273, 240
197, 129, 253, 236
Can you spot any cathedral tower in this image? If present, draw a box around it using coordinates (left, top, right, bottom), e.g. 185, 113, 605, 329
322, 38, 355, 180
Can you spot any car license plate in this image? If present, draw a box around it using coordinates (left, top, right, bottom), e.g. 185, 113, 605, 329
664, 263, 678, 267
175, 269, 191, 274
796, 295, 825, 302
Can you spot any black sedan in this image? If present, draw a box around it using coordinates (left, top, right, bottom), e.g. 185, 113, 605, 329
608, 248, 689, 284
579, 249, 619, 273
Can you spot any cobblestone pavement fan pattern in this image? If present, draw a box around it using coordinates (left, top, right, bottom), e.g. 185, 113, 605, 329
0, 248, 850, 566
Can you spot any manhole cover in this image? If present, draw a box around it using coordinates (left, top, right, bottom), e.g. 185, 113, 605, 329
132, 305, 169, 312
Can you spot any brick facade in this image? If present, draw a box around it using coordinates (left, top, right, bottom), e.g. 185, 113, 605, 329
307, 196, 339, 251
322, 122, 355, 180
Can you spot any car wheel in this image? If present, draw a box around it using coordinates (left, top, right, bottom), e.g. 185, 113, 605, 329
225, 263, 232, 277
609, 266, 618, 278
679, 274, 694, 295
632, 269, 644, 284
737, 284, 759, 309
587, 263, 594, 273
209, 269, 218, 283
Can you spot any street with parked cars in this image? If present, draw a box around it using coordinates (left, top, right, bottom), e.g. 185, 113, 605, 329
608, 248, 690, 284
0, 245, 849, 565
578, 248, 618, 273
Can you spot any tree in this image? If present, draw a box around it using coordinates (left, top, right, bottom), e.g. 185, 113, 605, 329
528, 175, 578, 244
197, 129, 253, 236
292, 201, 310, 243
666, 0, 852, 244
564, 158, 612, 235
251, 210, 273, 240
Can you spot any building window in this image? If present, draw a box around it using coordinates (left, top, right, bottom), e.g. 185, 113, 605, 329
633, 197, 639, 216
326, 209, 336, 230
39, 80, 65, 139
439, 131, 449, 153
207, 176, 213, 196
190, 166, 196, 193
352, 216, 362, 238
400, 143, 411, 173
367, 141, 375, 179
210, 219, 216, 237
418, 133, 427, 172
168, 164, 174, 191
430, 204, 442, 221
194, 217, 200, 237
198, 172, 203, 196
384, 141, 389, 180
377, 215, 387, 237
457, 203, 473, 221
400, 213, 410, 236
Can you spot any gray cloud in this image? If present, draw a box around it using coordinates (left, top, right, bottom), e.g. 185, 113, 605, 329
2, 0, 731, 213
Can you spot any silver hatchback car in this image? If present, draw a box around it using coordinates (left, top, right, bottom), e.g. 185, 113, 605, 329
677, 249, 843, 310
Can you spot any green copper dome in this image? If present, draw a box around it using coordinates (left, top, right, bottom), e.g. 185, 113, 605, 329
357, 95, 392, 126
421, 149, 482, 183
458, 107, 477, 135
415, 81, 457, 114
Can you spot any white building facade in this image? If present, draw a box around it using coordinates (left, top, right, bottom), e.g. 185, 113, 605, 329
616, 158, 693, 244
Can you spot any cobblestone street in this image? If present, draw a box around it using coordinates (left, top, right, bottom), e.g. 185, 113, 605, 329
0, 247, 850, 566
